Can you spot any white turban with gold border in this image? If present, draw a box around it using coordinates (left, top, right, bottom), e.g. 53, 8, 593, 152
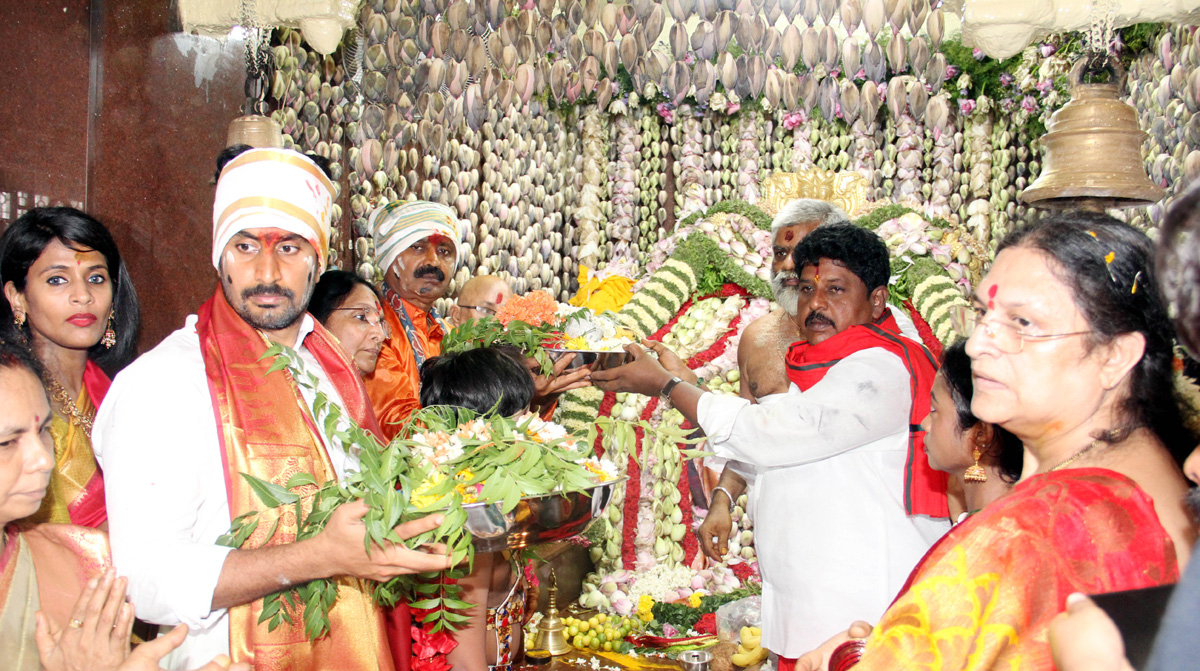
212, 148, 335, 271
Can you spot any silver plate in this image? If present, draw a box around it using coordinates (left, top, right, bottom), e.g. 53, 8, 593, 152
549, 349, 633, 372
463, 478, 626, 552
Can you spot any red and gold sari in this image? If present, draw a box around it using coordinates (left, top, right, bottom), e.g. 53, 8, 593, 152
0, 523, 110, 671
26, 362, 110, 527
196, 288, 399, 671
856, 468, 1178, 671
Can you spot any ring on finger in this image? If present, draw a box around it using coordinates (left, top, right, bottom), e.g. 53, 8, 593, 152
69, 618, 84, 629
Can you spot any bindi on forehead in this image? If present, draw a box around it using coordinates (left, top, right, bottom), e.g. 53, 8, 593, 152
495, 291, 504, 303
987, 284, 998, 310
427, 233, 449, 245
784, 230, 794, 242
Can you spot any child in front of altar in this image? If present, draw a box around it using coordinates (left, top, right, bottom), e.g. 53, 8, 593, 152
418, 346, 542, 671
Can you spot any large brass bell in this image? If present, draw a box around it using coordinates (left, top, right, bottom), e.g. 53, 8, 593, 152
226, 114, 284, 149
1022, 58, 1164, 210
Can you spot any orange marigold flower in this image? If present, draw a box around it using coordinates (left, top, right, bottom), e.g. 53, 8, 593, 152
496, 290, 560, 327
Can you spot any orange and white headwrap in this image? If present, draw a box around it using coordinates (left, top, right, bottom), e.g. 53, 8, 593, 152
212, 147, 335, 272
369, 200, 462, 273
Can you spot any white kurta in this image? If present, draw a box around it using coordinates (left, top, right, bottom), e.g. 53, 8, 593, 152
93, 314, 357, 671
697, 346, 949, 657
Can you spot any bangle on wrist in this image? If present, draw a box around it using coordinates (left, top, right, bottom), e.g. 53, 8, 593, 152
660, 376, 683, 397
711, 486, 736, 512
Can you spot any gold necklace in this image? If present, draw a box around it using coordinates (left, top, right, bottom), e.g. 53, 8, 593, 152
1048, 439, 1101, 472
45, 377, 94, 436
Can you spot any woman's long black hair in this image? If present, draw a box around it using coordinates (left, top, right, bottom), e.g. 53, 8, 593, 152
0, 207, 141, 374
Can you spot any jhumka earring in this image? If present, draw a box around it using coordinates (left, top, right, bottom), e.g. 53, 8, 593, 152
101, 312, 116, 349
963, 437, 988, 483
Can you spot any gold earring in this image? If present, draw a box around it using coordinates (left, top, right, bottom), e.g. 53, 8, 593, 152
963, 436, 988, 483
101, 312, 116, 349
13, 313, 24, 327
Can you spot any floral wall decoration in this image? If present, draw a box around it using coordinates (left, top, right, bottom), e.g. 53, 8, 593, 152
257, 0, 1200, 618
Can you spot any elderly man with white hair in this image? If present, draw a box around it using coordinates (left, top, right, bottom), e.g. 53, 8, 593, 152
364, 200, 463, 439
94, 148, 451, 671
690, 199, 926, 663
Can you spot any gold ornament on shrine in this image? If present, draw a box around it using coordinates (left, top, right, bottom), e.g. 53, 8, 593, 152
1021, 58, 1163, 210
759, 170, 871, 218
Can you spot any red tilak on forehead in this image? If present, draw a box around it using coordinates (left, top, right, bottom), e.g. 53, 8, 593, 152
427, 233, 449, 245
256, 231, 293, 247
784, 230, 794, 242
987, 283, 998, 309
495, 292, 504, 303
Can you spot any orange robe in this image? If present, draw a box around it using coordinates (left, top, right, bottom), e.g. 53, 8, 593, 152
857, 467, 1179, 671
365, 296, 445, 441
0, 523, 111, 671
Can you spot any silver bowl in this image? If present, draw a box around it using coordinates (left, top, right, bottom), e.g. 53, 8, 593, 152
550, 349, 633, 372
463, 478, 625, 552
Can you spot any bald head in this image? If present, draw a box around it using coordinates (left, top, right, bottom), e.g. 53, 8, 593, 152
449, 275, 513, 326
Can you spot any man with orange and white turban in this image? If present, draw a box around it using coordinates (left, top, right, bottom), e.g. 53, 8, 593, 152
94, 148, 450, 671
364, 199, 463, 439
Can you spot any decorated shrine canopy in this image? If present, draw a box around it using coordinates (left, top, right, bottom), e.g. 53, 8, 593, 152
259, 0, 1198, 306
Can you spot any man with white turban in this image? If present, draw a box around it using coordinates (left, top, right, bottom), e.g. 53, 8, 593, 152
364, 199, 462, 439
94, 148, 450, 671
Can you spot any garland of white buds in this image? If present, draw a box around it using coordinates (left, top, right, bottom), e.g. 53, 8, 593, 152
790, 111, 815, 173
636, 105, 667, 263
673, 106, 708, 219
963, 99, 994, 248
926, 94, 956, 221
609, 109, 641, 265
893, 93, 924, 207
737, 109, 762, 204
989, 111, 1014, 250
577, 105, 607, 270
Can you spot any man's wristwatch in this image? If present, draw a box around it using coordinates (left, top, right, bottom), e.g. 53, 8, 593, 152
711, 486, 736, 512
660, 376, 683, 397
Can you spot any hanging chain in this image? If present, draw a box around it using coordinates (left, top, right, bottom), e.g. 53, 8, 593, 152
1083, 0, 1119, 57
241, 0, 273, 115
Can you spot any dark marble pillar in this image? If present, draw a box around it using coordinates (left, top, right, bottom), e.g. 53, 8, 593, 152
87, 1, 246, 352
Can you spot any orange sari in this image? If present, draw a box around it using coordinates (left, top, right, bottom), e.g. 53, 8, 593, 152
196, 288, 396, 671
26, 362, 109, 527
857, 468, 1178, 671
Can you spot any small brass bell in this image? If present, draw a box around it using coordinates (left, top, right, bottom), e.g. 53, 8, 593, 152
533, 569, 572, 656
226, 114, 284, 149
1022, 58, 1164, 211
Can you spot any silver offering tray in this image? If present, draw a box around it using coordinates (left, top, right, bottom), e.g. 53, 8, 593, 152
549, 349, 633, 372
463, 477, 626, 552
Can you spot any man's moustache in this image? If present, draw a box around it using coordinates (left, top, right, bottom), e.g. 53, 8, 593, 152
805, 311, 835, 329
413, 265, 445, 281
242, 284, 295, 300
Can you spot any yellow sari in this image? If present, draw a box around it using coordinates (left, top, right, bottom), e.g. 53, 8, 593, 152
26, 365, 108, 528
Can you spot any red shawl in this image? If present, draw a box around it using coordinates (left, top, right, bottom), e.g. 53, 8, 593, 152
784, 309, 948, 518
196, 288, 404, 671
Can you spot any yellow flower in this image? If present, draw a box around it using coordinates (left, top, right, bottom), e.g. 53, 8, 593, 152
410, 472, 446, 509
637, 594, 654, 615
688, 592, 703, 609
570, 266, 635, 313
639, 611, 653, 622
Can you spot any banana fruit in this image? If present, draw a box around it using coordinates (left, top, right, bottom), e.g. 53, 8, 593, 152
731, 626, 767, 667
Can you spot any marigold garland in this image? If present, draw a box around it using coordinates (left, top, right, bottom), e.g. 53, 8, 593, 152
495, 290, 560, 327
